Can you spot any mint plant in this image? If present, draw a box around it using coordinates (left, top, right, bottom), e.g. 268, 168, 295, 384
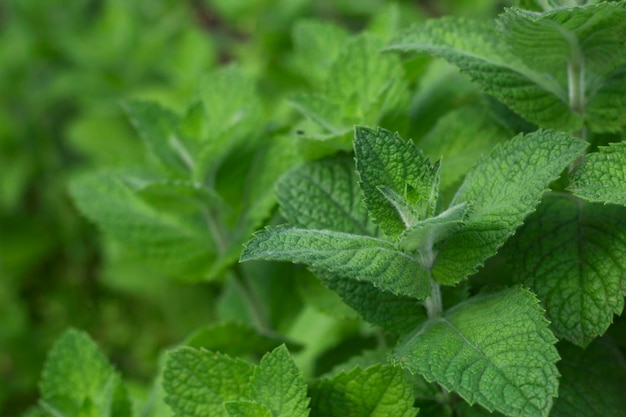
10, 1, 626, 417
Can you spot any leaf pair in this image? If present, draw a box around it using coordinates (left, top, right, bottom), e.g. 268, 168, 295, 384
388, 2, 626, 132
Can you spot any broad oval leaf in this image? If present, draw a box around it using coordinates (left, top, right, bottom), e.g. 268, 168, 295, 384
393, 287, 560, 417
241, 227, 430, 299
508, 193, 626, 346
568, 141, 626, 205
433, 129, 586, 285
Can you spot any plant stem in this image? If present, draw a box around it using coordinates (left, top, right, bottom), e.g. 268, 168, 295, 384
568, 59, 585, 115
424, 274, 443, 319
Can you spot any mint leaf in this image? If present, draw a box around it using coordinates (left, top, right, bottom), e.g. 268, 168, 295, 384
354, 126, 440, 237
124, 100, 194, 176
433, 129, 586, 284
276, 157, 424, 332
321, 274, 427, 334
387, 18, 575, 130
310, 365, 418, 417
249, 345, 309, 417
569, 141, 626, 205
290, 20, 350, 86
291, 33, 406, 140
393, 287, 560, 417
241, 227, 430, 299
163, 348, 254, 417
509, 193, 626, 346
420, 105, 512, 191
39, 329, 131, 417
70, 170, 215, 280
551, 338, 626, 417
225, 402, 272, 417
276, 156, 378, 236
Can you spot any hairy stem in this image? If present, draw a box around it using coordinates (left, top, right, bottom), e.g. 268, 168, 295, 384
424, 275, 443, 319
568, 59, 586, 115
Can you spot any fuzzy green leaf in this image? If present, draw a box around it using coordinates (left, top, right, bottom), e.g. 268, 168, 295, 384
249, 345, 310, 417
276, 157, 378, 236
393, 287, 560, 417
290, 20, 350, 86
509, 193, 626, 346
419, 105, 512, 191
551, 338, 626, 417
241, 227, 430, 299
124, 100, 194, 175
500, 5, 626, 77
291, 34, 406, 139
163, 348, 254, 417
70, 170, 215, 280
569, 141, 626, 205
354, 126, 440, 237
276, 157, 426, 332
433, 129, 587, 284
225, 402, 272, 417
309, 365, 418, 417
398, 203, 469, 253
39, 329, 131, 417
387, 18, 576, 130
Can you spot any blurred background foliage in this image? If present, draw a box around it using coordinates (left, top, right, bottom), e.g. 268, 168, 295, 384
0, 0, 516, 414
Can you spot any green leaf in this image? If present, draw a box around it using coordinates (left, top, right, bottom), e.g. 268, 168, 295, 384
309, 364, 418, 417
249, 345, 310, 417
40, 329, 131, 417
500, 5, 626, 77
393, 287, 560, 417
290, 20, 350, 86
291, 33, 406, 139
419, 105, 512, 191
70, 170, 215, 281
508, 193, 626, 346
551, 338, 626, 417
277, 156, 378, 236
354, 126, 440, 237
569, 141, 626, 205
433, 129, 587, 285
398, 203, 469, 253
225, 402, 272, 417
241, 227, 430, 299
163, 348, 255, 417
124, 100, 194, 175
387, 17, 576, 130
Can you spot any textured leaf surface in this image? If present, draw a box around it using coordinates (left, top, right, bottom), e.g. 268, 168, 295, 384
225, 402, 272, 417
433, 130, 586, 284
393, 287, 560, 417
309, 365, 418, 417
569, 141, 626, 205
70, 170, 215, 280
40, 329, 131, 417
249, 345, 310, 417
509, 193, 626, 346
354, 126, 440, 237
276, 157, 427, 332
551, 338, 626, 417
387, 18, 575, 130
163, 348, 254, 417
277, 157, 378, 236
241, 227, 430, 299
